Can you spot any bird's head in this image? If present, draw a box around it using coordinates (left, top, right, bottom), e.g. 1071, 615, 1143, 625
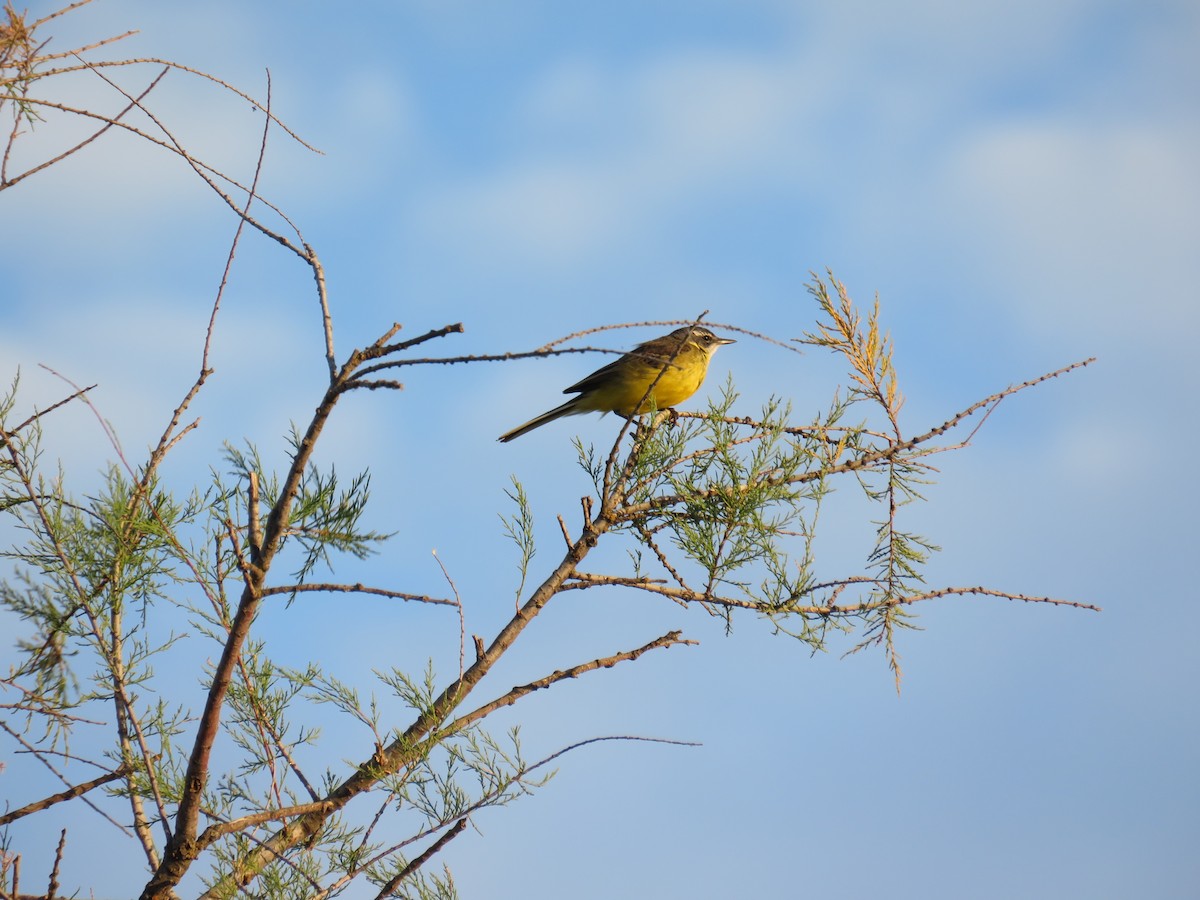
682, 325, 736, 357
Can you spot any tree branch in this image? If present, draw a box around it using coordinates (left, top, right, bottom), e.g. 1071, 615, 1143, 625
443, 630, 697, 736
371, 817, 468, 900
0, 765, 127, 826
259, 582, 458, 607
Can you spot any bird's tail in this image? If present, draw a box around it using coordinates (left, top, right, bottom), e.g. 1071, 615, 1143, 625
497, 398, 584, 442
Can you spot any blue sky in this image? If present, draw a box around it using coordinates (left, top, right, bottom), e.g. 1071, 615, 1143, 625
2, 0, 1197, 897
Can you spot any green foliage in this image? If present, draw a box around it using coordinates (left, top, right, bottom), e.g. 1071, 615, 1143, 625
2, 9, 1096, 896
547, 274, 1030, 687
499, 476, 535, 605
0, 222, 1091, 900
0, 390, 543, 895
224, 437, 392, 586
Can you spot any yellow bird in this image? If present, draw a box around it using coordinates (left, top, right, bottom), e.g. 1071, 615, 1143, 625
498, 325, 735, 442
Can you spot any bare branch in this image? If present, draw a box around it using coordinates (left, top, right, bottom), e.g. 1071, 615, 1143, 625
563, 572, 1102, 615
24, 56, 319, 151
194, 800, 339, 853
443, 631, 697, 736
247, 471, 262, 557
372, 817, 469, 900
349, 322, 468, 378
902, 585, 1102, 612
47, 828, 66, 900
6, 384, 96, 435
533, 318, 802, 356
31, 0, 111, 31
310, 247, 336, 380
432, 549, 468, 682
0, 721, 129, 834
338, 378, 405, 393
259, 582, 458, 607
524, 734, 702, 775
0, 66, 167, 190
144, 73, 276, 480
0, 765, 127, 826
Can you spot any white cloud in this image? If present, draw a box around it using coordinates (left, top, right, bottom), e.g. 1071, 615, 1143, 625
8, 4, 418, 247
942, 117, 1200, 338
407, 49, 814, 269
394, 0, 1199, 310
0, 288, 315, 482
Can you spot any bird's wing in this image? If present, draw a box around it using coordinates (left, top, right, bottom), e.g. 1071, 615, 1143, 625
562, 357, 624, 395
562, 337, 680, 395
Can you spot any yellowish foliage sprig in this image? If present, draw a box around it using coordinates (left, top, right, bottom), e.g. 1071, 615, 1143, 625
801, 270, 904, 429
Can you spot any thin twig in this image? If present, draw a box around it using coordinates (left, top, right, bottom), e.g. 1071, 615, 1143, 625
525, 734, 702, 775
442, 631, 697, 736
8, 384, 96, 435
259, 582, 457, 606
0, 65, 167, 190
533, 319, 801, 356
372, 818, 468, 900
617, 358, 1099, 520
432, 550, 467, 683
0, 765, 128, 826
27, 55, 319, 151
562, 571, 1102, 614
46, 828, 66, 900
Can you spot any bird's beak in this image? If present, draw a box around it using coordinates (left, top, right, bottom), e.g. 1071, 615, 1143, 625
716, 336, 736, 345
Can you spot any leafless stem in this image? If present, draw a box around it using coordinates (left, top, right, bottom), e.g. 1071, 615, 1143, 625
443, 630, 697, 735
194, 800, 339, 853
46, 829, 66, 900
432, 550, 467, 682
310, 247, 336, 380
563, 571, 1102, 614
247, 471, 262, 557
1, 65, 167, 190
259, 582, 458, 606
371, 817, 469, 900
0, 765, 127, 826
6, 384, 96, 435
